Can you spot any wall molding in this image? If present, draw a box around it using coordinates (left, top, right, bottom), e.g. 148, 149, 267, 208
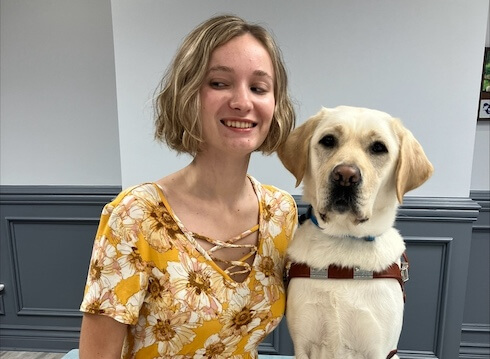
293, 195, 481, 223
5, 216, 102, 317
2, 186, 480, 223
405, 236, 453, 357
0, 186, 485, 355
459, 191, 490, 359
1, 185, 481, 219
0, 185, 121, 204
259, 326, 281, 354
0, 324, 80, 352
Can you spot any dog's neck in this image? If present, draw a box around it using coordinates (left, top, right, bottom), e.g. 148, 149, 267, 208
300, 205, 376, 242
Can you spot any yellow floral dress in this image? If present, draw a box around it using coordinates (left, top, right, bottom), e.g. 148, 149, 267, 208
80, 176, 297, 358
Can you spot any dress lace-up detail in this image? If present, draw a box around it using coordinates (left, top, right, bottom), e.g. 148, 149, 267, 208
192, 224, 259, 279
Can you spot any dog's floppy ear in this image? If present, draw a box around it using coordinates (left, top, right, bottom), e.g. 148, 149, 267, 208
393, 119, 434, 203
277, 110, 324, 187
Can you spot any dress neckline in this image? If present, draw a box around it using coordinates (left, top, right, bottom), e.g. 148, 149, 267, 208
151, 177, 263, 285
191, 224, 259, 279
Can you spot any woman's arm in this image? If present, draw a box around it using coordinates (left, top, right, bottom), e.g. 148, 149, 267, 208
79, 313, 127, 359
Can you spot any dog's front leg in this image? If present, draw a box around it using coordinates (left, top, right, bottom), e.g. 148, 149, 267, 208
287, 280, 339, 359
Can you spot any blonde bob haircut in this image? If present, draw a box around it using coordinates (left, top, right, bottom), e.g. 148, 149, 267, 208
154, 14, 295, 156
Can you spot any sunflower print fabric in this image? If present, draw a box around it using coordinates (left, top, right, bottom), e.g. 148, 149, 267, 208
80, 177, 297, 358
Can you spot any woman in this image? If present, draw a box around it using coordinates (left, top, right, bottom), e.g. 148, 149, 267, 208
79, 14, 297, 358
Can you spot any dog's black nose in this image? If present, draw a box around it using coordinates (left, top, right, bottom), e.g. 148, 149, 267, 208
333, 165, 361, 186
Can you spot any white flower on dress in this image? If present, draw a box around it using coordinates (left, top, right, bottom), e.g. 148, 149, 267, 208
88, 235, 121, 286
146, 267, 174, 308
220, 286, 270, 337
141, 206, 174, 253
244, 316, 281, 354
255, 238, 282, 287
255, 237, 285, 303
144, 309, 198, 356
261, 189, 291, 238
81, 282, 117, 316
167, 252, 224, 320
193, 333, 241, 359
117, 241, 146, 279
108, 197, 143, 243
116, 294, 140, 325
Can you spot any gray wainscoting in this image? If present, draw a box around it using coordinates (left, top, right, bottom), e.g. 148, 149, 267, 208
0, 186, 487, 358
0, 186, 118, 351
460, 191, 490, 359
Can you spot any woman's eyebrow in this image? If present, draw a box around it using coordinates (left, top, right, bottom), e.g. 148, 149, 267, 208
208, 65, 233, 73
208, 65, 273, 80
253, 70, 273, 81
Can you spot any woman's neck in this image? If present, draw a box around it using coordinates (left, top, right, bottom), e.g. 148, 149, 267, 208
185, 153, 252, 200
158, 150, 254, 209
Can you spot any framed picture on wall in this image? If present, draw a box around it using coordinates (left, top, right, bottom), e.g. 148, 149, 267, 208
478, 47, 490, 121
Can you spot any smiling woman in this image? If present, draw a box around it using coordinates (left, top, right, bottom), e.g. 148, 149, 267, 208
78, 14, 297, 359
153, 16, 294, 157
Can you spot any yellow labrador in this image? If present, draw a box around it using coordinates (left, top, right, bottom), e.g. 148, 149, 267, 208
278, 106, 433, 359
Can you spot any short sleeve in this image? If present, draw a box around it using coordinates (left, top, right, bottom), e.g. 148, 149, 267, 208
285, 192, 298, 241
80, 191, 149, 325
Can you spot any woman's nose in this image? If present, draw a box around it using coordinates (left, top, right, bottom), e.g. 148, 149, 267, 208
229, 85, 252, 112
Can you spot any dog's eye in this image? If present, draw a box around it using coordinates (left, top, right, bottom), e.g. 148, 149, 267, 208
319, 135, 336, 148
370, 141, 388, 154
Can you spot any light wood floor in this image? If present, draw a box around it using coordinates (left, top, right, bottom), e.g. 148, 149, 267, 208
0, 352, 67, 359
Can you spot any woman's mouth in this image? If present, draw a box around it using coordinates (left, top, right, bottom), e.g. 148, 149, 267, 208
221, 120, 257, 129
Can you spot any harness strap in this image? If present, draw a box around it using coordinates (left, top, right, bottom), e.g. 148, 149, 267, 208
387, 349, 398, 358
288, 256, 408, 302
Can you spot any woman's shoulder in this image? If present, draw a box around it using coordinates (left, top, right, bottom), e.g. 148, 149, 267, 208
249, 175, 295, 202
108, 182, 164, 209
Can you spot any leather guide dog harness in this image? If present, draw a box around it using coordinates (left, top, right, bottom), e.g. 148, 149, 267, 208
288, 206, 409, 359
291, 206, 409, 298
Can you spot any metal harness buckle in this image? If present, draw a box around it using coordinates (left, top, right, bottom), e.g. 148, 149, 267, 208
353, 267, 374, 280
310, 268, 328, 279
401, 261, 410, 282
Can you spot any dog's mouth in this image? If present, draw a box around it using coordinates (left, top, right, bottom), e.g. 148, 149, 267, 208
318, 209, 369, 225
319, 187, 369, 224
332, 198, 351, 213
329, 184, 360, 212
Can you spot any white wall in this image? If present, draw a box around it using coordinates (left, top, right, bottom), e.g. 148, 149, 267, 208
111, 0, 489, 198
0, 0, 121, 186
471, 17, 490, 191
1, 0, 488, 195
471, 122, 490, 190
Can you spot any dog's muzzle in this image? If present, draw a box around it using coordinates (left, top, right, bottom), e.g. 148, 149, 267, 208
328, 164, 361, 213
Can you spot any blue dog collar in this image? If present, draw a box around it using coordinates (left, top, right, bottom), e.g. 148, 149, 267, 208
300, 205, 375, 242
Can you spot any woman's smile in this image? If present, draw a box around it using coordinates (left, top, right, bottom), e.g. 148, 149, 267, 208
221, 119, 257, 129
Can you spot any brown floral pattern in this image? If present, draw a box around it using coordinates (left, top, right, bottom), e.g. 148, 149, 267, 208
80, 177, 297, 358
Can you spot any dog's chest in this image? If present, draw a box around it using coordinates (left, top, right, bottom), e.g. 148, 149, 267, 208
286, 276, 405, 350
287, 222, 405, 272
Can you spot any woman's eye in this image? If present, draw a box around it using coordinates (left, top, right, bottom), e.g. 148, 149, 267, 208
251, 86, 268, 94
210, 81, 227, 88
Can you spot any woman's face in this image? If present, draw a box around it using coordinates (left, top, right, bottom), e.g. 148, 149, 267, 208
199, 33, 275, 156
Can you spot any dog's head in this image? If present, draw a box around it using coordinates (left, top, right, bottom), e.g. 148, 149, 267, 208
277, 106, 433, 235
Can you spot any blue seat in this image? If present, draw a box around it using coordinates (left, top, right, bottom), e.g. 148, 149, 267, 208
62, 349, 79, 359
